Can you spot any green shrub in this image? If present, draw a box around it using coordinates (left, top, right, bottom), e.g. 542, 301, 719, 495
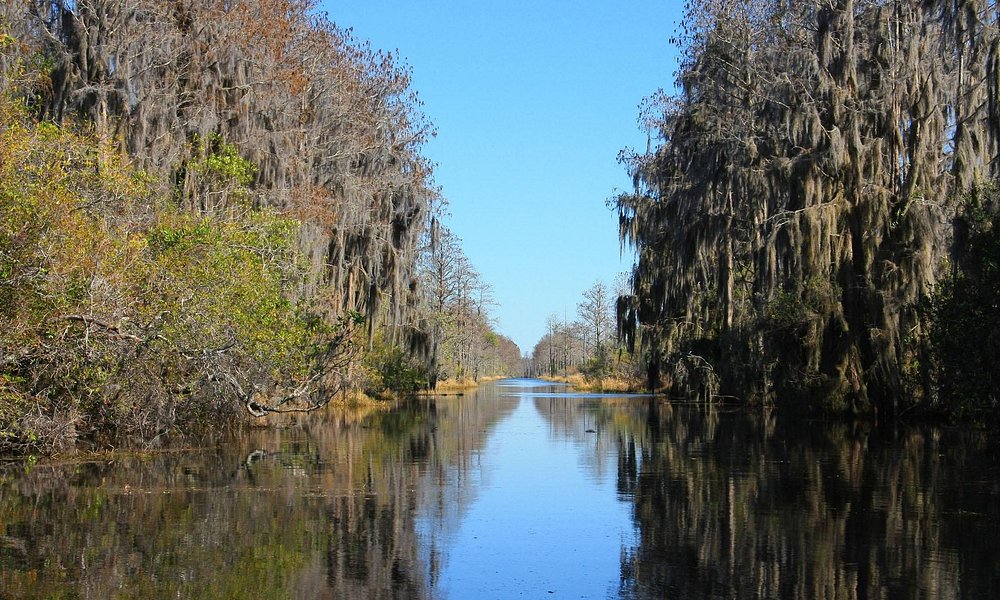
363, 341, 428, 396
0, 89, 355, 452
930, 184, 1000, 419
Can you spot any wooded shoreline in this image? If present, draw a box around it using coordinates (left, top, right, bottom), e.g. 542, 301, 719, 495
613, 0, 1000, 423
4, 1, 1000, 456
0, 1, 519, 454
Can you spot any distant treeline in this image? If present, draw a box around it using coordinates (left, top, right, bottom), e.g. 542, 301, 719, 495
525, 278, 640, 386
617, 0, 1000, 420
0, 0, 518, 453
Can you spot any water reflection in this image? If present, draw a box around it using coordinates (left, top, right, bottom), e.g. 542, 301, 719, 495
0, 381, 997, 599
0, 387, 518, 599
611, 404, 1000, 599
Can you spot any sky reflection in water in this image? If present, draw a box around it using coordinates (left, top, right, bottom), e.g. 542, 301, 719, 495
430, 386, 633, 598
1, 379, 998, 599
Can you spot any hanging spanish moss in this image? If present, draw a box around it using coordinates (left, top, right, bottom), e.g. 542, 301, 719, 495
617, 0, 1000, 417
6, 0, 434, 329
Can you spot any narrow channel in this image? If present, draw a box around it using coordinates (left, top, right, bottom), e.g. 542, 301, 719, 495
1, 379, 998, 598
426, 378, 636, 598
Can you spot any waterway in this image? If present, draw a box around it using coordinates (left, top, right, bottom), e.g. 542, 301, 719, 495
1, 378, 998, 598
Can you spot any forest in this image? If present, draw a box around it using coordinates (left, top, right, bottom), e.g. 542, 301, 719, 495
5, 0, 1000, 455
525, 278, 640, 390
617, 0, 1000, 421
0, 0, 519, 453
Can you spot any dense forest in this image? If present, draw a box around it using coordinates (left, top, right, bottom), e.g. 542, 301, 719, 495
0, 0, 518, 453
617, 0, 1000, 420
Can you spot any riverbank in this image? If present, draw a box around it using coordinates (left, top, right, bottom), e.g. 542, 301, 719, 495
538, 374, 645, 394
417, 375, 506, 395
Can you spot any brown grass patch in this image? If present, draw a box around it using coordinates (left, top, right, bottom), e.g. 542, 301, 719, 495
540, 374, 644, 393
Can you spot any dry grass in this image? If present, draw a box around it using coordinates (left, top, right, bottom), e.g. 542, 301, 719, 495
320, 390, 389, 412
426, 375, 504, 393
259, 390, 391, 429
540, 374, 645, 393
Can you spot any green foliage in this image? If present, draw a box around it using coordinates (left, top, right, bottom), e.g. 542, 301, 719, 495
147, 217, 214, 251
0, 86, 353, 452
2, 0, 454, 448
189, 133, 258, 188
764, 275, 838, 332
363, 340, 428, 396
930, 184, 1000, 419
144, 208, 313, 372
615, 1, 1000, 413
580, 353, 612, 379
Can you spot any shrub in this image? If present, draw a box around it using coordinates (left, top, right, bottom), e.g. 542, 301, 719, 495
930, 184, 1000, 419
0, 90, 357, 452
363, 340, 428, 396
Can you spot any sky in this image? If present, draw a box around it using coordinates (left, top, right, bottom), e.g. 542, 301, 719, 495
322, 1, 683, 354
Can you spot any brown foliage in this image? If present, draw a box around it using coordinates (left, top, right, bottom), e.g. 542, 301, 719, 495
8, 0, 435, 326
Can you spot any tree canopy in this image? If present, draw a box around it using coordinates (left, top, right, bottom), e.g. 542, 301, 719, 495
0, 0, 518, 452
617, 0, 1000, 419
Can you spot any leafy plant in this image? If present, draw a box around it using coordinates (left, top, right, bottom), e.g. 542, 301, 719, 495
363, 340, 428, 396
930, 184, 1000, 419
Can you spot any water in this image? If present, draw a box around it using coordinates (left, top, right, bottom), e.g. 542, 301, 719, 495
1, 379, 998, 599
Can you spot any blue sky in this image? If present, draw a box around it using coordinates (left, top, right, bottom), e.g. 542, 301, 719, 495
322, 1, 683, 353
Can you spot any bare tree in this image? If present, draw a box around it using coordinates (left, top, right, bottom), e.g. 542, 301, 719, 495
577, 280, 614, 364
415, 223, 514, 385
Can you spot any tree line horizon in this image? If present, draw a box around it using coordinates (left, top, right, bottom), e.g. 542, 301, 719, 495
2, 0, 999, 453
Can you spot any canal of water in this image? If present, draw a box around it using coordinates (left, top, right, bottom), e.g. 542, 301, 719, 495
1, 378, 998, 598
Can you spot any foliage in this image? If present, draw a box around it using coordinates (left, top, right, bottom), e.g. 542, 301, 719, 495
189, 133, 258, 188
180, 133, 259, 207
579, 354, 613, 379
764, 276, 838, 333
616, 0, 1000, 416
363, 340, 428, 397
0, 89, 358, 453
6, 0, 436, 361
528, 278, 642, 387
413, 222, 521, 387
0, 0, 499, 451
930, 184, 1000, 419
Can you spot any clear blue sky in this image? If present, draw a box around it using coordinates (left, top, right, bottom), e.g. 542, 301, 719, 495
322, 1, 683, 354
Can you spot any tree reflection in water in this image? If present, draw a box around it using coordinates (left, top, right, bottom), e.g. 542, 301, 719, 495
605, 401, 1000, 599
1, 382, 997, 599
0, 388, 518, 599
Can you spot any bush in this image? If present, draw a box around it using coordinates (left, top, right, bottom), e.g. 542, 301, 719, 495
930, 184, 1000, 419
363, 341, 428, 396
0, 90, 357, 452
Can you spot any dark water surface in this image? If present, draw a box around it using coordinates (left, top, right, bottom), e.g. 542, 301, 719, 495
1, 379, 998, 599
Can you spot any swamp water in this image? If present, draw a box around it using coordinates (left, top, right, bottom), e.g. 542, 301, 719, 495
1, 378, 998, 598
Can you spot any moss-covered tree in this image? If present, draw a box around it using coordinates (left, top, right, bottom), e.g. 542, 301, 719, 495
618, 0, 1000, 417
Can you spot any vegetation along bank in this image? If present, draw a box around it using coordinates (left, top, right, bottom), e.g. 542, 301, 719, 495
0, 1, 518, 454
615, 0, 1000, 421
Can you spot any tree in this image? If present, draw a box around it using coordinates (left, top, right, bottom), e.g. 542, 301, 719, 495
0, 90, 363, 452
577, 280, 614, 371
931, 183, 1000, 419
527, 283, 625, 380
0, 0, 449, 449
617, 0, 1000, 414
11, 0, 436, 335
545, 314, 560, 376
413, 221, 517, 387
